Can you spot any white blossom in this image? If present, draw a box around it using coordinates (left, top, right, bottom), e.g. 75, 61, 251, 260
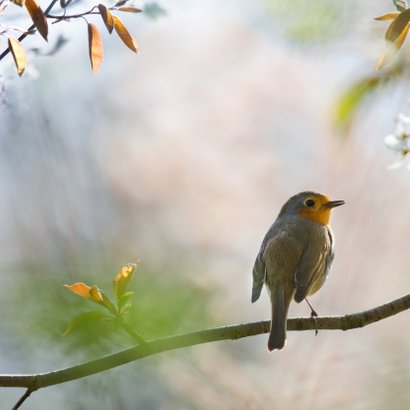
385, 113, 410, 170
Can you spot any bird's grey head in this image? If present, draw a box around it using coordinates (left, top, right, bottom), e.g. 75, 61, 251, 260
277, 191, 345, 221
278, 191, 322, 217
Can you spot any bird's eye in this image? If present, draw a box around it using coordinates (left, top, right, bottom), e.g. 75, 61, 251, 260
305, 199, 315, 207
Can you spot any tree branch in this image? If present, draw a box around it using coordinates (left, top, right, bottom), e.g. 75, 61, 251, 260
0, 293, 409, 392
12, 388, 36, 410
0, 0, 59, 62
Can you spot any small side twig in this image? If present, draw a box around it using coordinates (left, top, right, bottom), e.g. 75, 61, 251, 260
12, 387, 37, 410
118, 317, 146, 345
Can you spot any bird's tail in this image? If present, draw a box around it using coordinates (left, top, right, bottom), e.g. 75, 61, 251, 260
268, 288, 292, 351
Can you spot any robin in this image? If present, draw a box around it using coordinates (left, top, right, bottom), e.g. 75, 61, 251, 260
252, 191, 344, 351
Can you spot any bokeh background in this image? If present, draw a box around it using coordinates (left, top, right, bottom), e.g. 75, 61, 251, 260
1, 0, 410, 408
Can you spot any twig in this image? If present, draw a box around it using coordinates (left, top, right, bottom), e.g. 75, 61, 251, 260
0, 293, 408, 391
12, 388, 37, 410
117, 317, 146, 345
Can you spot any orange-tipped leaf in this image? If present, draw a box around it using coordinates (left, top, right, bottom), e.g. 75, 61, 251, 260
113, 15, 139, 52
88, 23, 103, 73
65, 282, 93, 300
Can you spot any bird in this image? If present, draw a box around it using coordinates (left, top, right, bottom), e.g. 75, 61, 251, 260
251, 191, 344, 351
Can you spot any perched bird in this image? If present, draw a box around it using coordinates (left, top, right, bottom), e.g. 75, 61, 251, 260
252, 191, 344, 351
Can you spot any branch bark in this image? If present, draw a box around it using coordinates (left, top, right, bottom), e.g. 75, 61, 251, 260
0, 0, 59, 62
1, 293, 409, 392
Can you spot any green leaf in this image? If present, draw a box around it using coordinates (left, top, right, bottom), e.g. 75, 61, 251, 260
333, 76, 387, 135
101, 292, 118, 315
63, 311, 109, 335
118, 291, 134, 312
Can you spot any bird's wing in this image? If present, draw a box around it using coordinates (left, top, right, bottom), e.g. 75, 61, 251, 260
252, 229, 303, 303
262, 232, 303, 286
294, 231, 332, 303
251, 250, 266, 303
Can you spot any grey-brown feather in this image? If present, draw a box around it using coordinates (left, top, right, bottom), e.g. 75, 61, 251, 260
251, 209, 335, 350
294, 223, 334, 302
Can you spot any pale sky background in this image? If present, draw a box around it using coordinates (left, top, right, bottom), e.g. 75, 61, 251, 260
0, 1, 409, 409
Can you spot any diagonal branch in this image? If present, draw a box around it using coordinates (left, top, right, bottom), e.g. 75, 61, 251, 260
0, 0, 59, 62
0, 293, 409, 391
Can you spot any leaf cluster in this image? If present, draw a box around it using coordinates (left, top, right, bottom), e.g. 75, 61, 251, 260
64, 263, 143, 343
375, 0, 410, 70
0, 0, 142, 76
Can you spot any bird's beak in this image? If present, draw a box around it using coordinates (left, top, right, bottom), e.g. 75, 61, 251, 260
324, 200, 345, 209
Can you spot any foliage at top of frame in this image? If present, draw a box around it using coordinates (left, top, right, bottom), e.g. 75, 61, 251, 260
0, 0, 144, 76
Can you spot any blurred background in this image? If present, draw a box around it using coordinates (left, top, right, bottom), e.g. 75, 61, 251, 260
1, 0, 410, 408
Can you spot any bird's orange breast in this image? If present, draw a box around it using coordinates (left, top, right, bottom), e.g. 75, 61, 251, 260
298, 207, 331, 225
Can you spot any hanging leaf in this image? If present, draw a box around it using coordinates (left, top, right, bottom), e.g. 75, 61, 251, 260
113, 15, 139, 52
116, 6, 142, 13
377, 22, 410, 70
25, 0, 48, 41
333, 76, 386, 135
8, 36, 26, 76
374, 12, 400, 21
63, 311, 109, 335
385, 9, 410, 42
98, 4, 114, 34
88, 23, 103, 73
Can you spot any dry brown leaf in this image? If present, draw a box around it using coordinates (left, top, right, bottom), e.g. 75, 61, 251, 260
117, 6, 142, 13
8, 36, 26, 76
98, 4, 114, 34
377, 21, 410, 70
374, 11, 400, 21
25, 0, 48, 41
88, 23, 103, 73
113, 15, 139, 52
385, 9, 410, 42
